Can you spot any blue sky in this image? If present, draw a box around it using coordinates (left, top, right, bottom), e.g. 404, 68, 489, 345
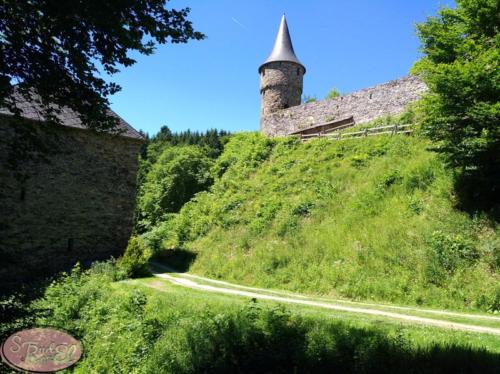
108, 0, 455, 136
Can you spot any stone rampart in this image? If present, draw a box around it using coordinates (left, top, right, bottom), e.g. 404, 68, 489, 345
261, 75, 427, 136
0, 116, 142, 286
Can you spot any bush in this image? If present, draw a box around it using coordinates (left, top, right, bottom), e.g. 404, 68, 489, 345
211, 132, 274, 180
325, 87, 340, 99
349, 154, 369, 168
292, 201, 315, 217
428, 231, 479, 274
376, 170, 402, 192
474, 287, 500, 313
140, 133, 498, 311
413, 0, 500, 209
404, 164, 436, 191
118, 236, 152, 278
28, 270, 500, 373
137, 145, 214, 231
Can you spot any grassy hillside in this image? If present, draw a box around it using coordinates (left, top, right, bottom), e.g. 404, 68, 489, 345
6, 263, 495, 373
146, 132, 499, 312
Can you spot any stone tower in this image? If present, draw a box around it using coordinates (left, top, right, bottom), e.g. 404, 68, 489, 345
259, 15, 305, 121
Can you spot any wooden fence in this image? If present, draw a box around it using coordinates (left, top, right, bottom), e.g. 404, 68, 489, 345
298, 124, 414, 142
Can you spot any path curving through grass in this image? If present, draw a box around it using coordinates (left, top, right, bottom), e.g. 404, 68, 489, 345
150, 262, 500, 336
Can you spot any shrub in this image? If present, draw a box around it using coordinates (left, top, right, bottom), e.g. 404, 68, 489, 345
211, 132, 274, 180
427, 231, 479, 274
474, 287, 500, 313
302, 95, 317, 103
376, 170, 402, 191
18, 262, 500, 373
408, 196, 424, 215
118, 236, 152, 278
137, 146, 214, 231
349, 154, 369, 168
276, 215, 299, 237
141, 133, 498, 311
404, 165, 436, 191
249, 199, 282, 234
325, 87, 340, 99
292, 201, 315, 217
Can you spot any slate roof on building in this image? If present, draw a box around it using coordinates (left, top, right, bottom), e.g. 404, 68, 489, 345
0, 90, 144, 140
259, 15, 305, 73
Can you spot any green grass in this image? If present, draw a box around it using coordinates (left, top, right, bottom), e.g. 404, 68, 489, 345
14, 263, 499, 373
147, 264, 500, 330
131, 277, 500, 353
146, 132, 499, 312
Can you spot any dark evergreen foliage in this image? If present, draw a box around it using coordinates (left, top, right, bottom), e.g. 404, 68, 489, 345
144, 125, 230, 164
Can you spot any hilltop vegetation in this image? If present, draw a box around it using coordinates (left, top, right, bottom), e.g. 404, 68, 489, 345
136, 127, 230, 232
1, 1, 498, 373
141, 132, 499, 312
137, 0, 500, 316
413, 0, 499, 209
3, 262, 496, 373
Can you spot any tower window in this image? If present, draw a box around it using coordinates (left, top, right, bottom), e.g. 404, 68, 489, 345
262, 69, 265, 76
297, 68, 300, 76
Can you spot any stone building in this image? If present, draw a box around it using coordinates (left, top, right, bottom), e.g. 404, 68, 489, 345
0, 94, 144, 286
259, 16, 428, 137
259, 15, 305, 117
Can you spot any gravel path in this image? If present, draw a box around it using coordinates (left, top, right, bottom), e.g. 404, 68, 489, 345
150, 266, 500, 336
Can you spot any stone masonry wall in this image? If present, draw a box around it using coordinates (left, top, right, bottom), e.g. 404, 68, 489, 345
260, 61, 304, 116
0, 116, 143, 286
261, 75, 427, 136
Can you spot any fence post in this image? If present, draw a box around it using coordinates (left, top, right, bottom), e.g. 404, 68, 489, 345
364, 129, 368, 137
393, 124, 398, 135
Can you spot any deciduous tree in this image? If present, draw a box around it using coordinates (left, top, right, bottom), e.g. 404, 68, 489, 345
0, 1, 204, 130
413, 0, 499, 211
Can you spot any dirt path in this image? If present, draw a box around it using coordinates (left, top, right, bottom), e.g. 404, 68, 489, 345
150, 265, 500, 336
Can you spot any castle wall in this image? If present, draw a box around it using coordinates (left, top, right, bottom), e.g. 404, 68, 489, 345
0, 116, 142, 286
260, 61, 304, 116
260, 75, 427, 137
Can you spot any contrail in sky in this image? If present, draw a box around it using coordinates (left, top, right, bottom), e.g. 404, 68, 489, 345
231, 17, 247, 30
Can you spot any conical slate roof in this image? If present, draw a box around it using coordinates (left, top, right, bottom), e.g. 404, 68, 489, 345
259, 15, 305, 73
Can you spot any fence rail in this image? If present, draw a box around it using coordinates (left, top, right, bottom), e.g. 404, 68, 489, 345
299, 124, 414, 142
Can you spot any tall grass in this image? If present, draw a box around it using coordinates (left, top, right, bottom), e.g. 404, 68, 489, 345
16, 263, 499, 373
147, 132, 499, 312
